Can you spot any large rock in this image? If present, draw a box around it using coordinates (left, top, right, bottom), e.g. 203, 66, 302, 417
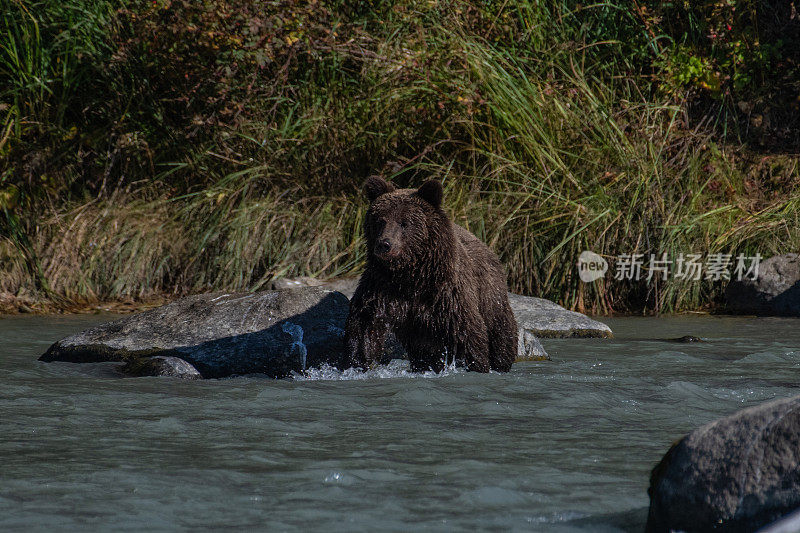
726, 253, 800, 316
40, 287, 350, 378
507, 293, 612, 338
646, 395, 800, 533
40, 286, 579, 378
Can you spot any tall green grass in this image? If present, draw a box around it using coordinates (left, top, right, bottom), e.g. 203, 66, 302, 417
0, 0, 120, 136
1, 1, 798, 314
1, 189, 363, 303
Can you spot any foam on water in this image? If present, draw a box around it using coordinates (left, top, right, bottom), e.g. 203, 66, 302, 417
292, 358, 466, 381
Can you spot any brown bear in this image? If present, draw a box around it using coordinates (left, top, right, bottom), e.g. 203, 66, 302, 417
344, 176, 518, 372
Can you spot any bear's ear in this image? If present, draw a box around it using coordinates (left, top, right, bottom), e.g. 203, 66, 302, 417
363, 176, 395, 203
416, 179, 443, 208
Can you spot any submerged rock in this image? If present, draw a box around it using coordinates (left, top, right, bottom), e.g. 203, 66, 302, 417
646, 394, 800, 533
726, 253, 800, 316
662, 335, 704, 343
507, 293, 612, 338
40, 287, 350, 378
121, 356, 203, 379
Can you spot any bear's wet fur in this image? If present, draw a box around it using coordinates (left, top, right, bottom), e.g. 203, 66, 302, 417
344, 176, 518, 372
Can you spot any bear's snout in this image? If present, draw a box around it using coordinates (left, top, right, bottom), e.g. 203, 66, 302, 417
375, 239, 392, 255
373, 221, 403, 260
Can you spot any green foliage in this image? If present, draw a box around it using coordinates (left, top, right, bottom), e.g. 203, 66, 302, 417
657, 46, 720, 95
0, 0, 798, 313
646, 1, 799, 101
0, 0, 120, 133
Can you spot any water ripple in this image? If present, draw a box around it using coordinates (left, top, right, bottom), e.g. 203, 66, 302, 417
3, 314, 800, 531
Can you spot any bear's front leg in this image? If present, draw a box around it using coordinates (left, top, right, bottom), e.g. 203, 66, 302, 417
344, 292, 393, 370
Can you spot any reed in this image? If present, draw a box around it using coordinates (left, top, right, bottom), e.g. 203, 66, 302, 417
1, 1, 798, 314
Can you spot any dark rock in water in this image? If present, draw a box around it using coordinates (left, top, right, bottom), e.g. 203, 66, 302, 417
646, 394, 800, 533
507, 293, 613, 338
40, 287, 350, 378
726, 253, 800, 316
662, 335, 704, 343
121, 356, 202, 379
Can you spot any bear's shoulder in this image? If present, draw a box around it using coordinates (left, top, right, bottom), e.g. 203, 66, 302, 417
453, 224, 479, 244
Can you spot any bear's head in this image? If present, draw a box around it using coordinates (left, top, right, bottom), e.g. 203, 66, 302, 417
362, 176, 446, 270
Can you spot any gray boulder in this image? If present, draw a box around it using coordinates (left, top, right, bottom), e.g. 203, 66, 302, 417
726, 253, 800, 316
646, 395, 800, 533
40, 287, 350, 378
516, 328, 550, 361
320, 278, 359, 299
41, 285, 581, 378
507, 293, 612, 338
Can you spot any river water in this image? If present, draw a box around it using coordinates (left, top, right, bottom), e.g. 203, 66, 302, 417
2, 313, 800, 531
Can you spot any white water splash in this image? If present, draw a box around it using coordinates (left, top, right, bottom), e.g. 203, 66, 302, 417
443, 348, 459, 372
292, 359, 465, 381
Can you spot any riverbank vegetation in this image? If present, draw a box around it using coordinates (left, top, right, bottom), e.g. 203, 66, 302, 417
1, 0, 799, 314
